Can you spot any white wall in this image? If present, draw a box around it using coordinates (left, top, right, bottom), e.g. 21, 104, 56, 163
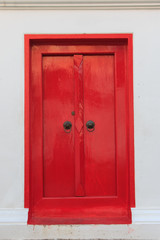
0, 9, 160, 238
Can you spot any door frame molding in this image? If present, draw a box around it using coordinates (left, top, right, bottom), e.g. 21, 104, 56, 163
24, 34, 135, 217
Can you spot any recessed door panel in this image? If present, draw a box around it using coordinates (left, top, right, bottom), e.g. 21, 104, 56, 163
84, 55, 116, 196
43, 56, 75, 197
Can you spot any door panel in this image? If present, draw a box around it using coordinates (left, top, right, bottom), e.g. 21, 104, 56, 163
43, 56, 75, 197
84, 55, 116, 196
43, 55, 116, 198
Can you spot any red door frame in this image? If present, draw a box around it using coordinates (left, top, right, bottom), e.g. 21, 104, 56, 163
24, 34, 135, 223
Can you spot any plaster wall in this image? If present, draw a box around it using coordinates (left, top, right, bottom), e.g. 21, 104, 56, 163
0, 9, 160, 239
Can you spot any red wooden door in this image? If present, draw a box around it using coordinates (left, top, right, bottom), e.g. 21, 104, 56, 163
43, 54, 116, 198
26, 35, 134, 224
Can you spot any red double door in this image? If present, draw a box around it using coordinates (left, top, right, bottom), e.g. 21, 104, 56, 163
29, 39, 132, 224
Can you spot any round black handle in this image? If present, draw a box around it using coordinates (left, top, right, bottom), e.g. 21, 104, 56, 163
63, 121, 72, 133
86, 120, 95, 132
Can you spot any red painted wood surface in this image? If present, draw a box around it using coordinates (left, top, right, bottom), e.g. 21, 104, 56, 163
74, 55, 85, 197
25, 34, 135, 224
84, 55, 116, 196
43, 56, 75, 197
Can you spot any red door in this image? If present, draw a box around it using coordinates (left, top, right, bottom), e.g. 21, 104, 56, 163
26, 35, 135, 224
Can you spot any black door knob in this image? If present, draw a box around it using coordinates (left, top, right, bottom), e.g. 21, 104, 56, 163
86, 120, 95, 132
63, 121, 72, 133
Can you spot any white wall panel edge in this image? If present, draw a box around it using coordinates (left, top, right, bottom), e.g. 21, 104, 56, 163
0, 208, 160, 225
132, 208, 160, 224
0, 208, 28, 225
0, 209, 160, 239
1, 0, 160, 10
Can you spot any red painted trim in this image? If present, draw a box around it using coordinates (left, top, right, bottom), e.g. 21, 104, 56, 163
24, 33, 135, 221
127, 35, 135, 208
74, 55, 85, 197
24, 35, 30, 208
25, 34, 132, 40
